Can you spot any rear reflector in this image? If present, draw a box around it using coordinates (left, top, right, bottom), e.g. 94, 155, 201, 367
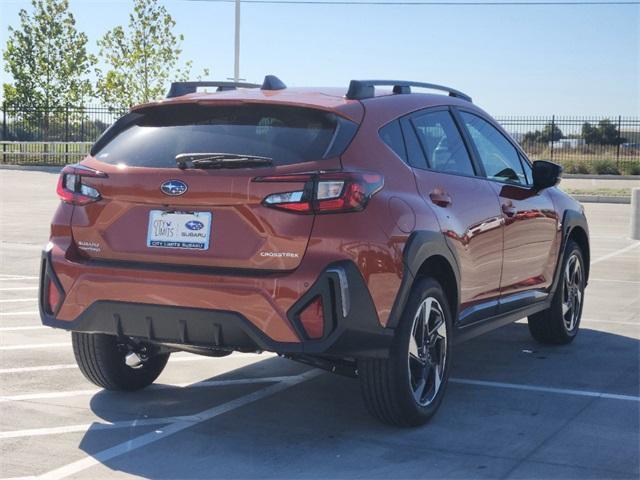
46, 279, 61, 314
255, 171, 383, 214
298, 296, 324, 339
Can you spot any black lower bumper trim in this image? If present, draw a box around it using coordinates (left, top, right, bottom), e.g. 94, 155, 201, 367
40, 256, 394, 359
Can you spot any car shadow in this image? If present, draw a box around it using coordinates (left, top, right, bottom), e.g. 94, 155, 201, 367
76, 322, 639, 478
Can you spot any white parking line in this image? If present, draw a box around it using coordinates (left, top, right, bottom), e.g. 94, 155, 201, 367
0, 275, 39, 280
0, 364, 78, 374
591, 242, 640, 265
36, 370, 322, 480
0, 374, 304, 403
0, 287, 39, 292
0, 417, 182, 440
450, 378, 640, 402
0, 353, 264, 374
0, 326, 47, 332
0, 342, 70, 351
0, 298, 35, 304
582, 318, 639, 326
588, 278, 640, 285
0, 311, 38, 316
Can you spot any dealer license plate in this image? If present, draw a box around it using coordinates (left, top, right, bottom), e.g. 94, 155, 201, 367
147, 210, 212, 250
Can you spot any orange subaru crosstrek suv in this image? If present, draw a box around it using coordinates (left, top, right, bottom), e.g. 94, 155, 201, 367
40, 75, 589, 426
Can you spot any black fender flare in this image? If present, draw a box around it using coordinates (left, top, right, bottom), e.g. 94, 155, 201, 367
549, 209, 590, 297
386, 231, 461, 329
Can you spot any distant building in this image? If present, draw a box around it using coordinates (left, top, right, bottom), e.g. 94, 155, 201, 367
550, 139, 585, 149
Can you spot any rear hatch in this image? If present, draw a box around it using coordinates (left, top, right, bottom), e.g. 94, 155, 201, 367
68, 102, 358, 271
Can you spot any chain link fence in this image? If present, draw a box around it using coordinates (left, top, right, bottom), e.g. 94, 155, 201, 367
2, 103, 639, 174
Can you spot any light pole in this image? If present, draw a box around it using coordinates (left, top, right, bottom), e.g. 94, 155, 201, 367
234, 0, 241, 83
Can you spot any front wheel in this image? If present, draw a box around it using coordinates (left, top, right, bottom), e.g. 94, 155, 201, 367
72, 332, 170, 391
359, 277, 452, 427
528, 239, 586, 344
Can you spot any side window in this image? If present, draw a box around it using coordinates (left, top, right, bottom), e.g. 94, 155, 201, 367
460, 112, 528, 185
519, 153, 533, 185
400, 118, 429, 169
411, 110, 475, 176
379, 121, 407, 162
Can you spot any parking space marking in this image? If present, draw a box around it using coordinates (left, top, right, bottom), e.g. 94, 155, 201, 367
0, 416, 195, 440
0, 374, 307, 403
0, 353, 263, 374
0, 311, 38, 316
0, 275, 39, 280
0, 342, 70, 351
0, 287, 39, 292
591, 242, 640, 265
36, 370, 322, 480
582, 318, 639, 326
0, 298, 35, 304
0, 364, 78, 374
0, 326, 47, 332
589, 278, 640, 284
450, 378, 640, 402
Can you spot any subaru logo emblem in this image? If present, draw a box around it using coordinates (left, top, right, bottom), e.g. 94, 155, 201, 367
185, 220, 204, 231
160, 180, 188, 196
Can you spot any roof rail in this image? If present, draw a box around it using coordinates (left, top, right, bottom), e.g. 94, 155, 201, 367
166, 75, 288, 98
345, 80, 472, 102
166, 81, 260, 98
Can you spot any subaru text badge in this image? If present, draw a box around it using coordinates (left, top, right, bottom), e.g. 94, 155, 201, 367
161, 180, 188, 196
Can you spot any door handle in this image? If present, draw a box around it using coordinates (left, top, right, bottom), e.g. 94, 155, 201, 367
501, 202, 517, 217
429, 190, 452, 207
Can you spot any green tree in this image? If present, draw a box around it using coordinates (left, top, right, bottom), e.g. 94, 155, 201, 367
95, 0, 192, 108
2, 0, 94, 133
582, 119, 624, 145
540, 122, 563, 142
581, 122, 599, 144
523, 122, 563, 144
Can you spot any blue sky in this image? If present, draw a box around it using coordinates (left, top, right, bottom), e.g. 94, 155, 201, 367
0, 0, 638, 115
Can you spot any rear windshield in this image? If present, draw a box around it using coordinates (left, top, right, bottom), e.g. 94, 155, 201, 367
93, 104, 357, 168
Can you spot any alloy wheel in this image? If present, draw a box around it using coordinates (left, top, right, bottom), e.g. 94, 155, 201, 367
562, 253, 583, 332
407, 296, 447, 407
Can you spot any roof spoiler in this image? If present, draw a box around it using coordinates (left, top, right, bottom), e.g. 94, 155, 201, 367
345, 80, 472, 102
166, 75, 287, 98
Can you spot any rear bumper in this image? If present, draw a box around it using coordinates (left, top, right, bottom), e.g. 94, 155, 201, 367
39, 248, 394, 358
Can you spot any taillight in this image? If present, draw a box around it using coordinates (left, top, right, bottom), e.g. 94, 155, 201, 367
256, 171, 383, 214
298, 296, 324, 339
56, 164, 107, 205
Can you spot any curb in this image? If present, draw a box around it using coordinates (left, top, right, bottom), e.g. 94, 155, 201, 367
574, 195, 631, 204
564, 174, 640, 180
0, 165, 62, 173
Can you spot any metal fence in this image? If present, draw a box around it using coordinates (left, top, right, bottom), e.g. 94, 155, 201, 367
498, 116, 640, 175
2, 103, 639, 174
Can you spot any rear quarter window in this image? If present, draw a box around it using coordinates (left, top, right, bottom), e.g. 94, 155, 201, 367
379, 120, 407, 162
93, 104, 357, 168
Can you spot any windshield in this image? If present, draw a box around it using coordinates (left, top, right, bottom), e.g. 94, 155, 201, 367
93, 104, 356, 168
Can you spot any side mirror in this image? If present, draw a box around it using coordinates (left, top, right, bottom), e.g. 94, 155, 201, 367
532, 160, 562, 190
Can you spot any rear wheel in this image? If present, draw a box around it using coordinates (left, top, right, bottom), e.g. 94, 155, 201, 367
528, 239, 585, 344
359, 277, 452, 427
72, 332, 170, 391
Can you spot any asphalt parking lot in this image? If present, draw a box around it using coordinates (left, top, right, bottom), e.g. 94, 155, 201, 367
0, 169, 638, 479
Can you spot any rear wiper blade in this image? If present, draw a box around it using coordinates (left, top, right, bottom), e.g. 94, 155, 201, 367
175, 153, 273, 169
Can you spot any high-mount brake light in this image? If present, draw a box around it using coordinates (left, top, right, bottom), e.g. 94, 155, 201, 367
56, 164, 107, 205
255, 172, 383, 214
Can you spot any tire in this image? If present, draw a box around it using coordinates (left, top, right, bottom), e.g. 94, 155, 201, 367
72, 332, 170, 391
528, 239, 586, 345
359, 277, 452, 427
